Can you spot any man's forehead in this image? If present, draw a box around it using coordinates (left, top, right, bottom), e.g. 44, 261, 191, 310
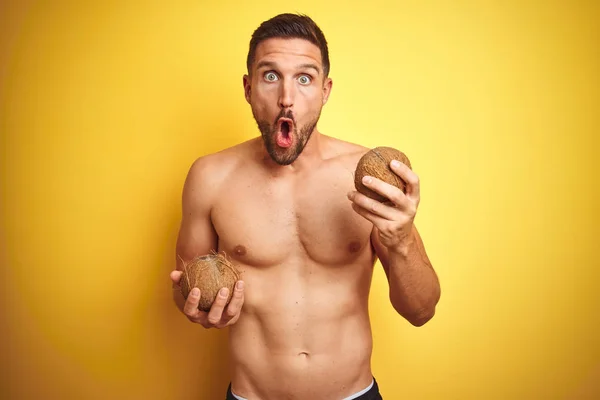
253, 38, 323, 69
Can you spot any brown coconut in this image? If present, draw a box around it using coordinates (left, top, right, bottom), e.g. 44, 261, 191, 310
179, 252, 241, 312
354, 146, 412, 203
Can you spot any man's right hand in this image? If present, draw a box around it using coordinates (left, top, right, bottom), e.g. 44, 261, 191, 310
170, 270, 245, 329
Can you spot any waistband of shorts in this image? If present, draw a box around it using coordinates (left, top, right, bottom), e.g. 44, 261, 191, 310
226, 376, 379, 400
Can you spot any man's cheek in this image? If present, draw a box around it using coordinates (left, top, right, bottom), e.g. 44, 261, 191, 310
255, 91, 275, 107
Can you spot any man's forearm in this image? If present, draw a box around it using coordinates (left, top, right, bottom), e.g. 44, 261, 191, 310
386, 232, 441, 326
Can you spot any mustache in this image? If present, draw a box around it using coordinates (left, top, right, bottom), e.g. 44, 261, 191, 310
275, 109, 295, 125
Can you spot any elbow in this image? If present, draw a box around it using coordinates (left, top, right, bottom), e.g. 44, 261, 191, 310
393, 283, 441, 327
399, 292, 440, 327
392, 303, 437, 327
409, 282, 441, 327
412, 289, 441, 326
407, 307, 436, 327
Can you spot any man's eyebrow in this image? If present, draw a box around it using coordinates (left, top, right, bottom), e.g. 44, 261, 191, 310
255, 61, 321, 74
298, 63, 321, 74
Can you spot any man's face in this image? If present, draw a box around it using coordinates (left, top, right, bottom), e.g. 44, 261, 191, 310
243, 38, 332, 165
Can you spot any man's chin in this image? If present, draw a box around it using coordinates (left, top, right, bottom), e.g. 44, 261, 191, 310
259, 135, 296, 165
268, 148, 300, 166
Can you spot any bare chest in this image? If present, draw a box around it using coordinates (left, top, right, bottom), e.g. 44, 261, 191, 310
211, 166, 374, 267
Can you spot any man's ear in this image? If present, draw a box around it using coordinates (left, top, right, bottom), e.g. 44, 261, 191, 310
322, 77, 333, 105
243, 74, 251, 104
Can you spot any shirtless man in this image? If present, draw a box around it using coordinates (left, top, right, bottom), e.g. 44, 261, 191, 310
169, 13, 441, 400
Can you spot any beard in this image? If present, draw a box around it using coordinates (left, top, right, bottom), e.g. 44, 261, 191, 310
254, 109, 321, 166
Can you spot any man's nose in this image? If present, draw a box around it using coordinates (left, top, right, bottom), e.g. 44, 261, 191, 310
278, 78, 295, 109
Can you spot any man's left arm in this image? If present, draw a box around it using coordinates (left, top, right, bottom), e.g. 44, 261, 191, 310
347, 159, 441, 326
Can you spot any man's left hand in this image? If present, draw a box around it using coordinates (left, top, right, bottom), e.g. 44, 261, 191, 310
347, 159, 420, 254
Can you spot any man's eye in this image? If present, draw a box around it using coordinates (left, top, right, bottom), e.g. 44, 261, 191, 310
298, 75, 311, 85
265, 72, 278, 81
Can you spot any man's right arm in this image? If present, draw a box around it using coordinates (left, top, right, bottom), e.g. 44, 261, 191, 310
170, 156, 245, 328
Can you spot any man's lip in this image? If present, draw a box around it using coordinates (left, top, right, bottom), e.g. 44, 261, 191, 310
277, 117, 294, 138
278, 117, 294, 125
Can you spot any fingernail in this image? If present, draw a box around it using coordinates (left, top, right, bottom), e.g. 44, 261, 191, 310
220, 288, 229, 297
362, 176, 372, 184
347, 191, 353, 199
191, 288, 200, 296
391, 160, 400, 168
236, 281, 244, 290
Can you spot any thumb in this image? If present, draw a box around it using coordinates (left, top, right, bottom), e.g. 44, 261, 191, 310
170, 270, 183, 285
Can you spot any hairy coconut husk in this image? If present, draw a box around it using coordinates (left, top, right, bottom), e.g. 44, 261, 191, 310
354, 146, 412, 203
179, 252, 241, 312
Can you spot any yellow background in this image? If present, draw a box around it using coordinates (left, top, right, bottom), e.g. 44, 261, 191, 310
1, 1, 598, 399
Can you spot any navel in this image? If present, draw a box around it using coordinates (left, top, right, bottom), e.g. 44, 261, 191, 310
348, 241, 362, 253
233, 245, 247, 256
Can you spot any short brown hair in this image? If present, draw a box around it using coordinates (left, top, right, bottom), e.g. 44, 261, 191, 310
246, 13, 330, 77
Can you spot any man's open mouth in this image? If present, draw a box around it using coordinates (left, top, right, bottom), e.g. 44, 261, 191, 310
279, 118, 293, 137
276, 118, 294, 148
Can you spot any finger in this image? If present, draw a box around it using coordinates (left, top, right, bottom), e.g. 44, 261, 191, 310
183, 287, 202, 317
359, 176, 411, 210
222, 281, 245, 324
206, 288, 230, 325
170, 270, 183, 285
351, 202, 388, 227
347, 190, 400, 220
390, 160, 420, 201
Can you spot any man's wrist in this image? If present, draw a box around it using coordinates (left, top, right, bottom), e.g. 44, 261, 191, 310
387, 231, 415, 258
388, 241, 410, 259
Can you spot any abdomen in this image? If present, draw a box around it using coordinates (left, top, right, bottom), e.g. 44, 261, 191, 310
227, 260, 375, 399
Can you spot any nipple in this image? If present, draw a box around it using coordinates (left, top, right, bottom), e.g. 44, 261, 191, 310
233, 245, 247, 256
348, 241, 361, 253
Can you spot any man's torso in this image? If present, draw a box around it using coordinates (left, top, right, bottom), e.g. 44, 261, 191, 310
206, 136, 378, 399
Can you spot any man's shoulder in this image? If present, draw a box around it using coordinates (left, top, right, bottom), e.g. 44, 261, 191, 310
324, 135, 370, 166
185, 138, 259, 186
190, 138, 258, 170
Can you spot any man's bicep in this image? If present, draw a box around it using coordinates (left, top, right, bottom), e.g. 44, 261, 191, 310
174, 159, 219, 270
175, 214, 218, 270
